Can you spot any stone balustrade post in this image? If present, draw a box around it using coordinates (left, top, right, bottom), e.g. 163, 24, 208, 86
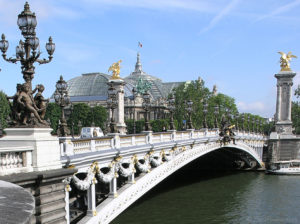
87, 177, 97, 216
128, 172, 135, 184
187, 129, 194, 139
142, 131, 152, 144
109, 174, 118, 198
90, 140, 95, 152
59, 137, 74, 156
167, 130, 176, 141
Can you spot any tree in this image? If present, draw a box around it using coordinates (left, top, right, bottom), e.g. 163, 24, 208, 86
173, 80, 210, 130
292, 102, 300, 134
45, 103, 61, 134
68, 103, 108, 135
0, 91, 11, 129
172, 80, 238, 130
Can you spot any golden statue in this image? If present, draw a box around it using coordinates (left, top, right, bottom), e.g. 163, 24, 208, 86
108, 60, 122, 79
278, 51, 297, 71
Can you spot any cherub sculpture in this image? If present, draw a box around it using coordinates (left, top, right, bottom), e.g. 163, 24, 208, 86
278, 51, 297, 71
33, 84, 49, 119
108, 60, 122, 79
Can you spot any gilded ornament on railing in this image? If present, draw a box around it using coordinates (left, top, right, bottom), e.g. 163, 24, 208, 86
108, 60, 122, 79
278, 51, 297, 71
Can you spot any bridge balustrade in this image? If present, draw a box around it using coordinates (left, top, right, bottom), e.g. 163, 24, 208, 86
0, 146, 33, 175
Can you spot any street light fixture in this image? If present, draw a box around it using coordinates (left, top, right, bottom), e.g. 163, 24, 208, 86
54, 76, 70, 137
107, 84, 118, 133
247, 115, 250, 132
167, 93, 176, 130
213, 105, 218, 129
0, 2, 55, 126
203, 102, 208, 128
241, 114, 245, 131
132, 87, 137, 134
234, 112, 239, 131
142, 90, 152, 131
186, 99, 193, 129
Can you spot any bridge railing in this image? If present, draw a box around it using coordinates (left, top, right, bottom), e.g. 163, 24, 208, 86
60, 129, 266, 158
0, 146, 33, 175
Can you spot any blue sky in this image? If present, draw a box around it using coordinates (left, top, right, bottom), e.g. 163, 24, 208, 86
1, 0, 300, 118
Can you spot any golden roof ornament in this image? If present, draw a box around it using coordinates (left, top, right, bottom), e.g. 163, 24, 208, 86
108, 60, 122, 79
278, 51, 297, 71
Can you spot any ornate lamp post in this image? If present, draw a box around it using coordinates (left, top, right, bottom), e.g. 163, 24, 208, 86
247, 115, 250, 132
0, 120, 3, 137
142, 90, 152, 131
54, 76, 70, 137
167, 93, 176, 130
78, 120, 82, 135
0, 2, 55, 126
234, 112, 239, 131
241, 114, 245, 131
107, 84, 118, 133
213, 105, 218, 129
132, 87, 137, 134
69, 103, 75, 138
252, 117, 255, 133
186, 99, 193, 129
203, 102, 208, 128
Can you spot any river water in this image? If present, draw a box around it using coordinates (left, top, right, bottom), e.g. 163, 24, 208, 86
112, 159, 300, 224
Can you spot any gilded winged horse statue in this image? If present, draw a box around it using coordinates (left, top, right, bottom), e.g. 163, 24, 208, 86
108, 60, 122, 79
278, 51, 297, 71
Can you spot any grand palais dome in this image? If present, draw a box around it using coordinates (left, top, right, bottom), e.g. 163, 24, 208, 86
66, 53, 182, 105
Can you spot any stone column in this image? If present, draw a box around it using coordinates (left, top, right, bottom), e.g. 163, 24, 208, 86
87, 178, 97, 216
274, 71, 296, 135
109, 175, 118, 198
108, 79, 127, 134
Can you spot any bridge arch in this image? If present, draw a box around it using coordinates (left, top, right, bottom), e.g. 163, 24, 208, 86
78, 139, 264, 224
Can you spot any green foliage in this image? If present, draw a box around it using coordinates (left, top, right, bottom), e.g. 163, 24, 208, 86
69, 103, 107, 135
172, 80, 238, 130
89, 106, 108, 131
45, 103, 61, 134
173, 80, 210, 130
46, 103, 108, 135
125, 119, 145, 134
150, 119, 169, 132
0, 91, 11, 129
292, 102, 300, 134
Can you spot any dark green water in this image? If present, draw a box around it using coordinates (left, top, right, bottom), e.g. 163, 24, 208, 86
112, 162, 300, 224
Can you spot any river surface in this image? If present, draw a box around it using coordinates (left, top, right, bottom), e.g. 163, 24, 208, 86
112, 162, 300, 224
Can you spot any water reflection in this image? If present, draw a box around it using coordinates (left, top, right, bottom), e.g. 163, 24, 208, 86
112, 158, 300, 224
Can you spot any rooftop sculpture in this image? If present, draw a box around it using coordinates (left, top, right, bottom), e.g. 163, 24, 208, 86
136, 77, 152, 95
108, 60, 122, 79
278, 51, 297, 71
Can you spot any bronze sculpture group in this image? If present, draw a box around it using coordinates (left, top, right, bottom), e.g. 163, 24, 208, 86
219, 114, 236, 146
6, 83, 49, 127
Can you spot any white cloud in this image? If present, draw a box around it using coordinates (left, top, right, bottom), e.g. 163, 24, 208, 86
200, 0, 240, 34
255, 0, 300, 22
0, 0, 81, 26
81, 0, 218, 13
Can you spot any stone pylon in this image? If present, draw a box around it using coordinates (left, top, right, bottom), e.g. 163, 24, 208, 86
274, 71, 296, 135
108, 79, 127, 134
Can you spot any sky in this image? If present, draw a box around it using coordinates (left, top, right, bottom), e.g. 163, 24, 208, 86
0, 0, 300, 118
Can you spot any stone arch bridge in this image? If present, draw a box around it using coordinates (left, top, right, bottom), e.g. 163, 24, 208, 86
59, 129, 265, 224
